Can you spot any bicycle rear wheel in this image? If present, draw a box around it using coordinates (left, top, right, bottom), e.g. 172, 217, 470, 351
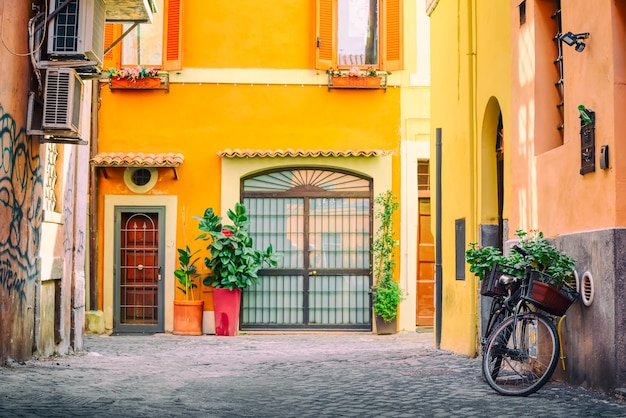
482, 312, 559, 396
481, 298, 507, 381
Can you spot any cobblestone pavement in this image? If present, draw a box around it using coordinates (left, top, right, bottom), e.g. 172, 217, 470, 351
1, 331, 626, 418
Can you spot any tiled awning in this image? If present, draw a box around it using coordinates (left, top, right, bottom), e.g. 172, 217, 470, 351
217, 148, 391, 158
90, 152, 184, 179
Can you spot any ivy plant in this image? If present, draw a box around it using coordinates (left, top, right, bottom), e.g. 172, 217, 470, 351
372, 191, 404, 322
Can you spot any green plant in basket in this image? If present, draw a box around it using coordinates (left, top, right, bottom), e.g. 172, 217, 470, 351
465, 243, 506, 280
510, 230, 575, 289
465, 230, 576, 289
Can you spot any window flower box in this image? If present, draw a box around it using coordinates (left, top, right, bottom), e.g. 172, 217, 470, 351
107, 66, 169, 91
326, 66, 387, 91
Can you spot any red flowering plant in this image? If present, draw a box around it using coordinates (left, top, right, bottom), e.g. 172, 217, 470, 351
107, 65, 160, 82
195, 203, 278, 290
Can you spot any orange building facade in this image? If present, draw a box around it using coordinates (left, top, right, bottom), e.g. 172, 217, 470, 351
509, 0, 626, 392
93, 0, 430, 335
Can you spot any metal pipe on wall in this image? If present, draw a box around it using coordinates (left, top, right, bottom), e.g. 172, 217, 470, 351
435, 127, 442, 349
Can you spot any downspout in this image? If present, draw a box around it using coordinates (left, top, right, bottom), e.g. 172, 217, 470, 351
435, 127, 442, 349
467, 0, 478, 354
88, 82, 99, 311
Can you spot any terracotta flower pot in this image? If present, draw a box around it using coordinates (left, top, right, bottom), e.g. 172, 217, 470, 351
331, 76, 382, 88
110, 77, 162, 89
375, 315, 397, 335
173, 300, 204, 336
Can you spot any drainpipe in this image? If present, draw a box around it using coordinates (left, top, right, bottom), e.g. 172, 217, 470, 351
467, 0, 478, 355
88, 82, 100, 311
435, 127, 442, 349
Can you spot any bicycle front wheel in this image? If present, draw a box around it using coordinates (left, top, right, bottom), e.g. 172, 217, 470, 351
482, 312, 559, 396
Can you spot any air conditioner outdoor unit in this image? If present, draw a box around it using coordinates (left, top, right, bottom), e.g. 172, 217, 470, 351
47, 0, 106, 66
42, 68, 84, 138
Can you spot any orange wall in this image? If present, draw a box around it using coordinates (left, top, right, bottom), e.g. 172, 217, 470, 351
96, 82, 401, 304
510, 0, 623, 236
184, 0, 315, 69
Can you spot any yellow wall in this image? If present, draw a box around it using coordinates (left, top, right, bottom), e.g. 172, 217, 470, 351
429, 1, 512, 356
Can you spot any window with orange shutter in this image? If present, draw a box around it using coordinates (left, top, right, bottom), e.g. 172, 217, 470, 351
103, 0, 181, 71
316, 0, 403, 72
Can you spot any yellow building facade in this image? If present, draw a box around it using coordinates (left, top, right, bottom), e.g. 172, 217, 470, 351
428, 0, 512, 356
93, 0, 430, 335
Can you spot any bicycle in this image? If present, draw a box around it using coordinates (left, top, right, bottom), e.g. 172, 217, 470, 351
481, 245, 578, 396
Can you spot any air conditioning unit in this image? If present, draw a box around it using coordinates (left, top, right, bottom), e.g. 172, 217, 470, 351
42, 68, 84, 138
47, 0, 106, 66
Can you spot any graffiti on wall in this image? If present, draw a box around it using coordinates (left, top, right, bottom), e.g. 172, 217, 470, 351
0, 105, 43, 303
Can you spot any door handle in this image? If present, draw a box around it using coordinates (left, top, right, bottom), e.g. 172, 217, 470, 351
158, 266, 162, 281
137, 264, 144, 271
310, 270, 317, 276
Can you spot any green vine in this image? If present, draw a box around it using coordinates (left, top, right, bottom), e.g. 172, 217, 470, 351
372, 191, 404, 322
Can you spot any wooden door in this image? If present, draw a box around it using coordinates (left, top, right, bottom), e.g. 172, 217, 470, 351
416, 198, 435, 326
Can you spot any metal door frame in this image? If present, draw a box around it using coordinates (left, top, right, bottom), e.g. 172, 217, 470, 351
113, 205, 165, 333
240, 166, 373, 331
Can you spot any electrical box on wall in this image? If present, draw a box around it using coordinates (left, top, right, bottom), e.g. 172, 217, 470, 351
600, 145, 609, 169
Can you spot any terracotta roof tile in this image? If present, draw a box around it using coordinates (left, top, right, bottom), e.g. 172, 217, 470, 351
217, 148, 391, 158
90, 152, 184, 167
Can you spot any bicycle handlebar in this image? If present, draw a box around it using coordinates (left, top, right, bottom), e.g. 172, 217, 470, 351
512, 245, 529, 257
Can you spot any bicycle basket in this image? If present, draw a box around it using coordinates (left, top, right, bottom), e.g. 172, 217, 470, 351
480, 264, 507, 297
525, 271, 579, 316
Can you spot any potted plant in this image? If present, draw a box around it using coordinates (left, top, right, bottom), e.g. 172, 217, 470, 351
195, 202, 277, 336
107, 65, 162, 89
371, 191, 404, 334
172, 245, 204, 335
173, 208, 204, 335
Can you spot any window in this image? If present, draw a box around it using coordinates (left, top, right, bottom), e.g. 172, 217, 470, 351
338, 0, 378, 65
417, 160, 430, 191
316, 0, 403, 71
103, 0, 181, 71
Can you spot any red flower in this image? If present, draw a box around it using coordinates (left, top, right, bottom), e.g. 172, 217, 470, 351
222, 229, 233, 238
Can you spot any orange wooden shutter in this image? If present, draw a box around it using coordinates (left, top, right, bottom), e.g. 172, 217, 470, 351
381, 0, 403, 71
163, 0, 182, 71
103, 23, 122, 70
315, 0, 335, 70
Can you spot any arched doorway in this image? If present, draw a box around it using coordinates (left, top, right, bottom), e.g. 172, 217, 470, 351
240, 167, 373, 331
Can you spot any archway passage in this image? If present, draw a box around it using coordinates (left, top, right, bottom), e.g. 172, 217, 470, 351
240, 167, 373, 331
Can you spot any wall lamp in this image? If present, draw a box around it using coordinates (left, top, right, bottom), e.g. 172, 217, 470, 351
560, 31, 590, 52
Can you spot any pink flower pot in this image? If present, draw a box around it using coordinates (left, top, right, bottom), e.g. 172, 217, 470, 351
212, 288, 242, 336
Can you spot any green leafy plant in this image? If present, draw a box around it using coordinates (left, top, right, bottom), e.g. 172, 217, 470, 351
465, 230, 576, 289
175, 207, 201, 301
195, 203, 278, 291
465, 243, 506, 280
174, 246, 201, 301
371, 191, 404, 323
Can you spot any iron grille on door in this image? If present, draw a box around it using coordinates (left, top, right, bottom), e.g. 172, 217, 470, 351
240, 168, 373, 330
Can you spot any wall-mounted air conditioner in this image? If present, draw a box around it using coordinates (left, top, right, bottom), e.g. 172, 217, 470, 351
41, 68, 84, 138
47, 0, 106, 66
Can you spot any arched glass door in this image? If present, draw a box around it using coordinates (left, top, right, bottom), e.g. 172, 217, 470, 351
241, 168, 373, 330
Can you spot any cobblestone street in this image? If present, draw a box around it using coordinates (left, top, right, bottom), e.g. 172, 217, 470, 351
2, 331, 625, 417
